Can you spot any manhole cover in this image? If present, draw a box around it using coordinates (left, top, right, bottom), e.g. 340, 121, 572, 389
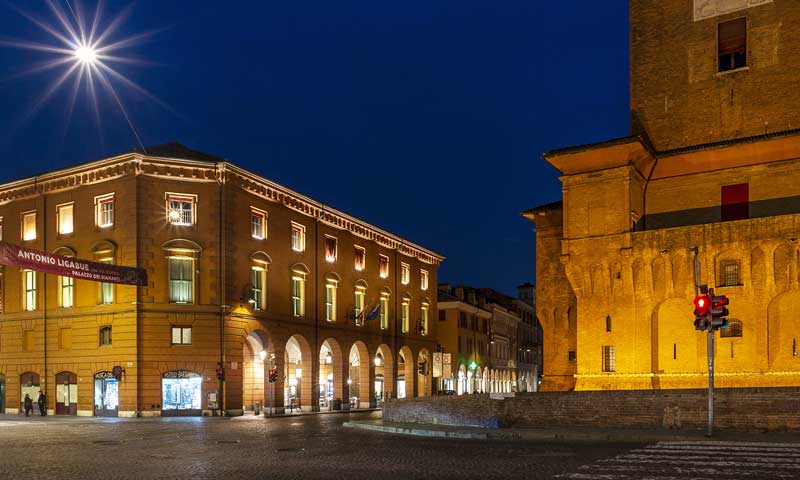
216, 440, 241, 444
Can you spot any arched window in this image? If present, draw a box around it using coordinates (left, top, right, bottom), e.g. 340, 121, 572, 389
720, 319, 743, 338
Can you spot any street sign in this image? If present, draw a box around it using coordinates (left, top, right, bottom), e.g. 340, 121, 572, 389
432, 352, 442, 378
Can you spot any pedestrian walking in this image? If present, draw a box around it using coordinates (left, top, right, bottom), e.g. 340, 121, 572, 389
37, 392, 46, 416
23, 394, 33, 417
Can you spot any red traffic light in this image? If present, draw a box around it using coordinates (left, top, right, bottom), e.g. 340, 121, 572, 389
694, 295, 711, 316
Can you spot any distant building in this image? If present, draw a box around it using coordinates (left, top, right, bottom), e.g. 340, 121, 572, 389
524, 1, 800, 391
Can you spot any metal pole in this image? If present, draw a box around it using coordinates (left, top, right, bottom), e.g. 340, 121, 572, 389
707, 325, 714, 437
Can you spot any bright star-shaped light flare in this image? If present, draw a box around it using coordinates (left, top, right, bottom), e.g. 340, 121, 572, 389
0, 1, 175, 152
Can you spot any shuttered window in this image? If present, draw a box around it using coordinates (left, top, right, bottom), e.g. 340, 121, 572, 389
719, 18, 746, 72
721, 183, 749, 221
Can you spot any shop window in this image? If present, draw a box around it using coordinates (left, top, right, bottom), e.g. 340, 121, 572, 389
95, 194, 114, 228
22, 211, 36, 241
60, 276, 74, 308
721, 319, 743, 338
324, 236, 337, 263
325, 282, 337, 322
250, 207, 267, 239
56, 203, 74, 235
291, 275, 305, 316
169, 257, 194, 304
99, 326, 112, 346
420, 270, 429, 291
721, 183, 748, 221
171, 326, 192, 345
380, 293, 389, 330
354, 246, 366, 272
401, 263, 410, 285
354, 286, 366, 326
719, 18, 746, 72
602, 346, 615, 372
379, 255, 389, 279
23, 269, 36, 311
291, 222, 306, 252
251, 267, 266, 310
720, 260, 741, 287
166, 193, 196, 226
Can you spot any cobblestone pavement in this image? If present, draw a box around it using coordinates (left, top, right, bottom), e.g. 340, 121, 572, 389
0, 412, 640, 479
557, 440, 800, 479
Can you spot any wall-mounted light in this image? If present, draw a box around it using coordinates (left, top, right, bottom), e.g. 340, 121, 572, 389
347, 378, 352, 385
259, 350, 267, 362
374, 356, 382, 367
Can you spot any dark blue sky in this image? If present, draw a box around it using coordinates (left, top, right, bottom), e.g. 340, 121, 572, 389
0, 1, 629, 295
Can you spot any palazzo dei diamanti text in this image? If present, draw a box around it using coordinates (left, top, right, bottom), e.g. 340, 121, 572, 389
523, 0, 800, 391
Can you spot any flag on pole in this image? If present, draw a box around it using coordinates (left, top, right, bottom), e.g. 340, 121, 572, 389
366, 301, 381, 321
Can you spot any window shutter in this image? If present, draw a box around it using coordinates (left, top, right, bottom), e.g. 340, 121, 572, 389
721, 183, 749, 221
719, 18, 746, 56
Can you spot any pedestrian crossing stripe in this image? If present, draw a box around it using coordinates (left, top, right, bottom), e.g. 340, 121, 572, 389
557, 441, 800, 480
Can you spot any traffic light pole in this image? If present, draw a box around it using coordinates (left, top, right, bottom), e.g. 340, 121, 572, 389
692, 246, 714, 437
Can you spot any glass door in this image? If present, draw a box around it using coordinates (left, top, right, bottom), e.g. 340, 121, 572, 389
94, 374, 119, 417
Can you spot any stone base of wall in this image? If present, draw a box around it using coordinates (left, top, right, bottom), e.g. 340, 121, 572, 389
384, 387, 800, 432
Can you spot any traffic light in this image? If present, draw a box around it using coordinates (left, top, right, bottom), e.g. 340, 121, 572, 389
268, 369, 278, 383
710, 294, 730, 330
418, 362, 427, 375
693, 294, 711, 331
216, 367, 225, 381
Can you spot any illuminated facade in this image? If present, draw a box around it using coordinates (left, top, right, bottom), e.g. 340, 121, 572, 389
524, 0, 800, 391
0, 142, 442, 416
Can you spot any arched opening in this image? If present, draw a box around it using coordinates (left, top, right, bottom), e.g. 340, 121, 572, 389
398, 346, 414, 399
94, 371, 118, 417
457, 364, 467, 395
20, 372, 41, 416
55, 371, 77, 415
319, 338, 343, 410
417, 348, 431, 397
768, 291, 800, 371
653, 298, 700, 374
348, 341, 370, 408
374, 344, 394, 405
284, 335, 312, 412
243, 331, 268, 414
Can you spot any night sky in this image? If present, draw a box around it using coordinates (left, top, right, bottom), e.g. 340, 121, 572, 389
0, 1, 629, 295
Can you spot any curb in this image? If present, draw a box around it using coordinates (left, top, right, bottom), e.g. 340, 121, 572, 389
343, 421, 489, 440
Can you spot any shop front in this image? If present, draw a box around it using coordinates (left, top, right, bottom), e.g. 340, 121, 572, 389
94, 371, 119, 417
55, 371, 78, 415
374, 374, 384, 406
20, 372, 40, 414
162, 370, 202, 416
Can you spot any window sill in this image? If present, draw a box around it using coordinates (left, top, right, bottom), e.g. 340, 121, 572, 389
716, 66, 749, 77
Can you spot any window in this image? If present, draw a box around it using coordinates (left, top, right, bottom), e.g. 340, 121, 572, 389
99, 326, 112, 346
380, 293, 389, 330
400, 263, 410, 285
251, 267, 265, 310
291, 276, 304, 316
459, 312, 467, 328
719, 18, 746, 72
438, 310, 445, 321
169, 257, 194, 303
291, 222, 306, 252
171, 326, 192, 345
22, 211, 36, 241
420, 303, 429, 336
0, 216, 3, 240
602, 346, 615, 372
721, 183, 749, 222
420, 270, 429, 291
720, 260, 741, 287
324, 236, 337, 263
95, 194, 114, 228
60, 276, 74, 308
251, 208, 267, 239
379, 255, 389, 279
354, 286, 366, 326
55, 203, 74, 235
605, 315, 612, 332
354, 246, 366, 272
99, 259, 114, 305
166, 194, 196, 226
568, 351, 576, 362
325, 282, 337, 322
721, 319, 743, 338
23, 269, 36, 311
401, 300, 410, 333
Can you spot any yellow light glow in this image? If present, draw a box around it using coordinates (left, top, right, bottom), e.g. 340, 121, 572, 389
74, 45, 97, 65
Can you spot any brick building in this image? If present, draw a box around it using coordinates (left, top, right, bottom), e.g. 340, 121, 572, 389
524, 0, 800, 391
0, 142, 442, 416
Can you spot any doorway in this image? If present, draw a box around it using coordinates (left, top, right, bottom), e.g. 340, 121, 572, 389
55, 371, 78, 415
19, 372, 41, 415
94, 372, 119, 417
0, 374, 5, 414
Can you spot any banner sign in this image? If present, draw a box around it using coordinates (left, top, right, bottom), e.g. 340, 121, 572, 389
0, 241, 147, 286
442, 353, 452, 378
432, 352, 442, 378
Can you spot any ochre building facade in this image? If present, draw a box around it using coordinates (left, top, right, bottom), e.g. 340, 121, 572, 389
0, 143, 442, 416
524, 0, 800, 391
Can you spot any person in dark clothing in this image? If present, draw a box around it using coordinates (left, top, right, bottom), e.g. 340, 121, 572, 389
23, 394, 33, 417
37, 392, 46, 416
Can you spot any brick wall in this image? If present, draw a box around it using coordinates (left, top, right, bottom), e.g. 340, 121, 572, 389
385, 388, 800, 432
